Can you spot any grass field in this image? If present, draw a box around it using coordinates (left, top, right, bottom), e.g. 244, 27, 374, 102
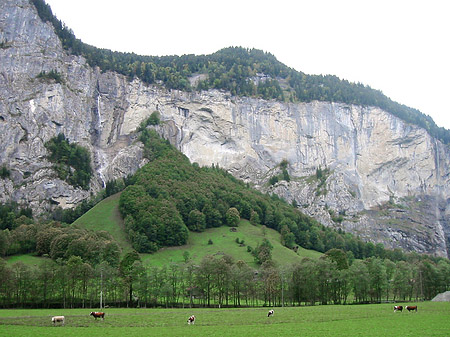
73, 193, 133, 253
5, 254, 45, 266
141, 219, 322, 268
0, 302, 448, 336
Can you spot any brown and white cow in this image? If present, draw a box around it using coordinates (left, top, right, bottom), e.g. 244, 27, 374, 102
90, 312, 105, 320
89, 311, 105, 320
393, 305, 403, 312
268, 309, 274, 317
405, 305, 417, 312
187, 315, 195, 325
52, 316, 65, 326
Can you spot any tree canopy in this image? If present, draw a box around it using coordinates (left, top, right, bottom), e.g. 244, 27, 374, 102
44, 133, 92, 190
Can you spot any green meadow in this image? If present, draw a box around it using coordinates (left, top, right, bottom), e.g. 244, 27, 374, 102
73, 193, 133, 253
140, 218, 321, 268
0, 302, 449, 336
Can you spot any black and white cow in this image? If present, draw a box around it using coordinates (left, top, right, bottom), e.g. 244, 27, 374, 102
267, 309, 274, 317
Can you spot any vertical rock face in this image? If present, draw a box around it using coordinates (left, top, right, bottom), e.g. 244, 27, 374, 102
0, 0, 146, 211
0, 0, 449, 256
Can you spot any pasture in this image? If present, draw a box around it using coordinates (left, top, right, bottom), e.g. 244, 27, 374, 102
73, 193, 133, 253
140, 219, 321, 268
0, 302, 449, 336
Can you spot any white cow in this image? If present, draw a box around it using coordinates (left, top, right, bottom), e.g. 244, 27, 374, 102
52, 316, 65, 325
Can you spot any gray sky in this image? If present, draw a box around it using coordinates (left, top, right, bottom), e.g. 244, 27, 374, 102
44, 0, 450, 130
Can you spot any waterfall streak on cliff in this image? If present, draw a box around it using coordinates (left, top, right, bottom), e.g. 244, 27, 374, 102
95, 94, 106, 187
97, 95, 102, 131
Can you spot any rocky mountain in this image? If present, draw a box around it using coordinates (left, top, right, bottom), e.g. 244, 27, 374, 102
1, 0, 449, 257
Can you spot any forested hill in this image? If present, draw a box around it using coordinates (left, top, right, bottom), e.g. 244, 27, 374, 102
31, 0, 449, 145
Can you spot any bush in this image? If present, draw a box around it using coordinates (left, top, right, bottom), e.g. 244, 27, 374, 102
269, 176, 279, 185
226, 207, 240, 227
0, 166, 10, 179
137, 111, 160, 131
36, 69, 63, 84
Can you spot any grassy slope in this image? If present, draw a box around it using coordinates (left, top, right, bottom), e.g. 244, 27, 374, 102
5, 254, 47, 266
72, 193, 133, 253
141, 219, 321, 268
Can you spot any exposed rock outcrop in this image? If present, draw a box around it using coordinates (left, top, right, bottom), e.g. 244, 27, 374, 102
0, 0, 448, 256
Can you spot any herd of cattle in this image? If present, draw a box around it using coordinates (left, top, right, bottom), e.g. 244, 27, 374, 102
51, 306, 417, 326
394, 305, 418, 312
50, 310, 273, 326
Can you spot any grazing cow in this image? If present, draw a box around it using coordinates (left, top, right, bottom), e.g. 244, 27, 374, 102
51, 316, 65, 326
268, 309, 274, 317
405, 305, 418, 312
393, 305, 403, 312
90, 311, 105, 320
187, 315, 195, 325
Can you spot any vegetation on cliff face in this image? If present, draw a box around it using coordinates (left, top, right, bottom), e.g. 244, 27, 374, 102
31, 0, 449, 145
36, 69, 64, 84
45, 133, 92, 190
0, 166, 10, 179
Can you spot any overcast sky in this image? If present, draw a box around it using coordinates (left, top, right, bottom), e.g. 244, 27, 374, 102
44, 0, 450, 130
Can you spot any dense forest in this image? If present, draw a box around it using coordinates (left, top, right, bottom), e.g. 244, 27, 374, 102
31, 0, 450, 145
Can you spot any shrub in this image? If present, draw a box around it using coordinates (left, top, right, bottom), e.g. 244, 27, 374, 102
226, 207, 240, 227
36, 69, 63, 84
137, 111, 160, 131
269, 176, 279, 185
0, 166, 10, 179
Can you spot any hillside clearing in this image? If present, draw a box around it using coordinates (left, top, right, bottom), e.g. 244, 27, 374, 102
141, 219, 321, 268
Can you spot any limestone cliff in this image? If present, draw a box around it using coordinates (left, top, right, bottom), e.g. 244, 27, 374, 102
1, 0, 449, 256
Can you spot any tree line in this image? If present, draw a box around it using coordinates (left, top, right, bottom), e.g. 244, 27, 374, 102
31, 0, 449, 145
0, 220, 120, 266
0, 248, 449, 309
